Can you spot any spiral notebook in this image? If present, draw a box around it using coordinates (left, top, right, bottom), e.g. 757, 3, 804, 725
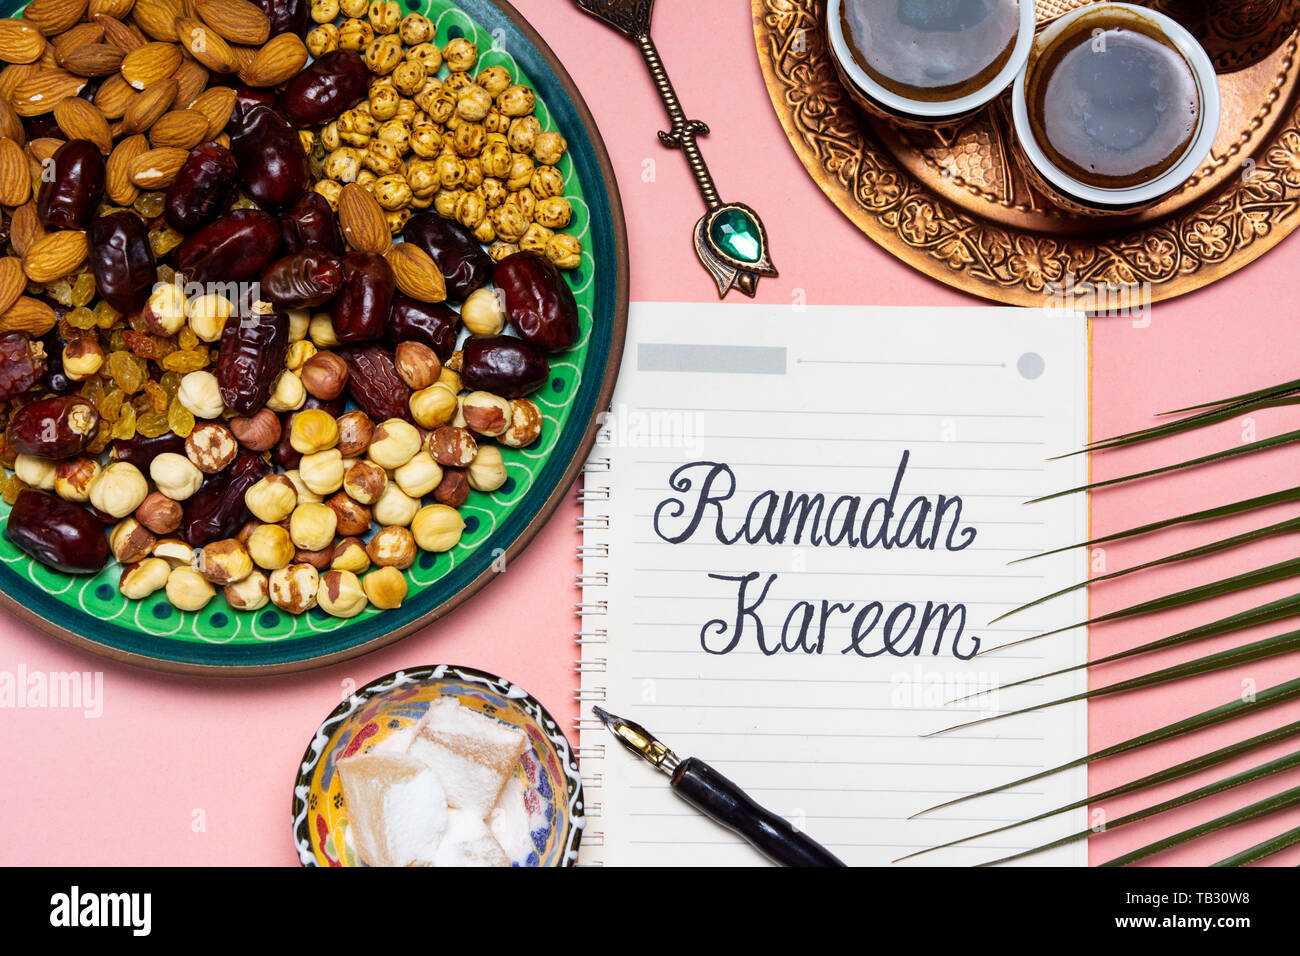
576, 303, 1090, 866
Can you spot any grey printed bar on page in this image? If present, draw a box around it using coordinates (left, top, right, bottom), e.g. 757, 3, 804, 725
637, 343, 787, 375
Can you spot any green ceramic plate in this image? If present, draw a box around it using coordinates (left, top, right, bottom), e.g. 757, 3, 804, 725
0, 0, 627, 674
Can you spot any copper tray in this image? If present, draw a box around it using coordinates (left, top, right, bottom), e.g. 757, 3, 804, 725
753, 0, 1300, 305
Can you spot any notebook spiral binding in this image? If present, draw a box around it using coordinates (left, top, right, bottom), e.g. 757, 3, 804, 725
575, 448, 611, 864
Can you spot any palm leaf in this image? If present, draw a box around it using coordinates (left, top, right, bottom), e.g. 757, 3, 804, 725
911, 676, 1300, 816
1099, 784, 1300, 867
1212, 826, 1300, 866
976, 750, 1300, 867
1160, 375, 1300, 416
896, 720, 1300, 862
933, 629, 1300, 736
1064, 395, 1300, 458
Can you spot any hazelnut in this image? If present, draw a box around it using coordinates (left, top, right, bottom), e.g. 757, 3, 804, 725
151, 451, 204, 500
54, 457, 101, 503
89, 462, 149, 519
14, 454, 55, 490
318, 570, 369, 618
433, 467, 470, 507
411, 504, 465, 553
195, 538, 254, 586
367, 525, 416, 569
501, 398, 543, 448
300, 351, 349, 400
466, 445, 508, 493
165, 566, 216, 612
429, 425, 477, 467
63, 339, 105, 380
269, 563, 320, 614
295, 545, 335, 570
394, 450, 442, 498
186, 292, 232, 343
336, 410, 375, 458
394, 341, 442, 390
177, 371, 224, 420
143, 282, 187, 336
367, 419, 423, 470
266, 370, 307, 413
409, 382, 458, 429
372, 483, 419, 527
136, 492, 183, 535
437, 366, 462, 393
300, 449, 345, 496
363, 565, 407, 609
309, 313, 340, 348
119, 557, 171, 600
290, 408, 341, 455
185, 423, 238, 475
460, 391, 511, 437
224, 570, 270, 611
111, 518, 157, 565
285, 469, 323, 504
245, 474, 299, 524
230, 408, 282, 451
290, 502, 338, 552
152, 538, 196, 567
342, 459, 388, 505
288, 308, 311, 343
325, 491, 372, 537
285, 339, 317, 373
248, 523, 295, 571
331, 536, 371, 574
461, 287, 506, 336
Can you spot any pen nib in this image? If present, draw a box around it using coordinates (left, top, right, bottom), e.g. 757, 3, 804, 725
592, 706, 680, 775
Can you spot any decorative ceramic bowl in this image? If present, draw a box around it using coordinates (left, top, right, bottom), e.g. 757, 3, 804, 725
292, 664, 583, 867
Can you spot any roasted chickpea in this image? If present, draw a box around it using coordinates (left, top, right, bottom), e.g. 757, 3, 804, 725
457, 85, 492, 123
442, 37, 478, 72
531, 164, 565, 200
535, 195, 573, 229
546, 232, 583, 270
478, 65, 512, 97
368, 0, 401, 34
508, 115, 542, 154
364, 34, 404, 74
399, 12, 434, 45
369, 83, 401, 121
497, 84, 535, 117
311, 0, 340, 22
307, 23, 339, 57
338, 17, 374, 51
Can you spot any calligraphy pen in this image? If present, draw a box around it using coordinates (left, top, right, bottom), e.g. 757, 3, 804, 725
593, 706, 846, 867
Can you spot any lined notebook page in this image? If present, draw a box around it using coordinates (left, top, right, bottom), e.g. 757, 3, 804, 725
578, 304, 1090, 866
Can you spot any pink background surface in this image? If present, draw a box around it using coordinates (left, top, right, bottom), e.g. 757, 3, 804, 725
3, 0, 1300, 866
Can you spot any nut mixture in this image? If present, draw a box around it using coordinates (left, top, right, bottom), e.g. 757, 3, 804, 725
0, 2, 580, 621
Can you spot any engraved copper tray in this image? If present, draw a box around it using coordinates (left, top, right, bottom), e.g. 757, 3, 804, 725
753, 0, 1300, 305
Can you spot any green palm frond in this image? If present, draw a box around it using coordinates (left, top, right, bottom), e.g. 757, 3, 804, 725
1159, 376, 1300, 416
1062, 395, 1300, 458
1212, 826, 1300, 866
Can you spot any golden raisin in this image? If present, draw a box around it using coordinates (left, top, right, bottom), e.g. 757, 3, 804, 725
161, 349, 209, 373
167, 399, 195, 438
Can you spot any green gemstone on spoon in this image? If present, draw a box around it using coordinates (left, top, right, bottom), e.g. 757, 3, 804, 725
710, 208, 762, 263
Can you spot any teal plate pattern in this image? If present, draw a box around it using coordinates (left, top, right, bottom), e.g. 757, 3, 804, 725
0, 0, 628, 673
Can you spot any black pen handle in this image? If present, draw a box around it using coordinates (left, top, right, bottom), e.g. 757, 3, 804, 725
670, 757, 846, 867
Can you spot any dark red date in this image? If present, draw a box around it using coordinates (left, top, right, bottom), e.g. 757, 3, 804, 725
254, 0, 308, 37
0, 333, 46, 400
182, 451, 273, 547
112, 431, 187, 469
8, 395, 99, 459
272, 412, 301, 469
279, 50, 369, 126
403, 213, 491, 300
340, 345, 412, 422
173, 209, 282, 284
88, 212, 155, 315
216, 304, 290, 415
281, 191, 343, 255
6, 490, 109, 574
37, 139, 106, 230
333, 252, 395, 344
229, 104, 308, 210
493, 251, 580, 351
386, 296, 460, 361
260, 252, 342, 308
226, 86, 279, 139
461, 335, 550, 398
165, 142, 239, 233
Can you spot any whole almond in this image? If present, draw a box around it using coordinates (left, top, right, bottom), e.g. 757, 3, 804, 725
0, 19, 47, 65
190, 84, 236, 138
54, 98, 114, 155
93, 73, 139, 119
231, 43, 257, 79
0, 137, 29, 207
89, 0, 136, 18
59, 43, 126, 77
11, 68, 85, 116
95, 15, 147, 52
241, 31, 306, 87
121, 40, 182, 90
24, 0, 91, 36
0, 296, 57, 336
131, 0, 181, 41
149, 108, 209, 149
194, 0, 269, 46
0, 63, 40, 101
9, 203, 44, 258
50, 22, 103, 60
0, 258, 24, 317
106, 133, 149, 205
172, 59, 208, 106
126, 145, 188, 188
22, 230, 89, 284
0, 95, 22, 146
121, 76, 177, 133
339, 183, 392, 255
174, 17, 239, 74
387, 242, 448, 303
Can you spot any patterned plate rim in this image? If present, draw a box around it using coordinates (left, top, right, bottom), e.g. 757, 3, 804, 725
290, 663, 584, 866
